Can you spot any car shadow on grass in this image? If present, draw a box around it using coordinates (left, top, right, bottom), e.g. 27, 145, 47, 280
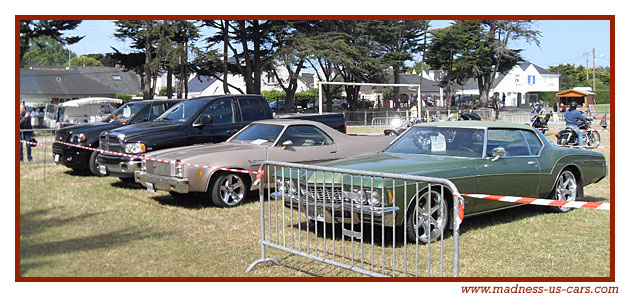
110, 180, 145, 190
62, 169, 93, 177
150, 190, 260, 209
284, 205, 551, 248
583, 195, 609, 203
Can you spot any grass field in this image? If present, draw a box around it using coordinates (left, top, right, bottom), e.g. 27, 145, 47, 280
18, 129, 611, 277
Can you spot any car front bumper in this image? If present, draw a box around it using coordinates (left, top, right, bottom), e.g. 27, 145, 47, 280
52, 142, 91, 170
96, 154, 141, 178
272, 192, 400, 227
134, 170, 190, 193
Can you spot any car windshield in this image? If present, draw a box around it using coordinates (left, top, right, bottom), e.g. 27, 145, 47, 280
105, 102, 148, 123
155, 99, 209, 122
385, 126, 485, 158
229, 123, 284, 145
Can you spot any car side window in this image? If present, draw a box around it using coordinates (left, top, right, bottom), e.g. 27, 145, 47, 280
198, 99, 235, 124
148, 103, 166, 121
486, 129, 532, 156
277, 125, 334, 147
238, 98, 267, 121
521, 130, 543, 155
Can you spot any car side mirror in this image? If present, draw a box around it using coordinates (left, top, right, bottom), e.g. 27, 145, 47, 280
193, 114, 213, 127
282, 140, 293, 150
489, 147, 506, 161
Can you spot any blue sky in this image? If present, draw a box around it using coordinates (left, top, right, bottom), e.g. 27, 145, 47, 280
65, 19, 611, 69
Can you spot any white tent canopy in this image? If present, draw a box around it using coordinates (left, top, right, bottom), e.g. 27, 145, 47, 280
59, 97, 122, 107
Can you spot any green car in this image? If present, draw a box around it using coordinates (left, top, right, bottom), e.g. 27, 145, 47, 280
273, 121, 607, 243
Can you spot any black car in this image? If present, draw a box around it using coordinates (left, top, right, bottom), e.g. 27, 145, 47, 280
53, 99, 181, 175
95, 94, 348, 181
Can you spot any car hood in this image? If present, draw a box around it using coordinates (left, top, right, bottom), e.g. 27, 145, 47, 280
318, 152, 476, 179
145, 142, 267, 167
108, 121, 183, 139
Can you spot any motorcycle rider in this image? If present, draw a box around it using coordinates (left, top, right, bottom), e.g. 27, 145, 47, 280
564, 101, 589, 146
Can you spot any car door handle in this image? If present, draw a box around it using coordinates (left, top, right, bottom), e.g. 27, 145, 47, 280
527, 161, 537, 165
330, 151, 337, 154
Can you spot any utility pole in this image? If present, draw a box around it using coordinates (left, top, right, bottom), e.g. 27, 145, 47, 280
592, 48, 597, 91
585, 52, 589, 81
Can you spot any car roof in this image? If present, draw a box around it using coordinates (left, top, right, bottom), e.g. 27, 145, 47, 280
251, 119, 325, 126
415, 120, 535, 130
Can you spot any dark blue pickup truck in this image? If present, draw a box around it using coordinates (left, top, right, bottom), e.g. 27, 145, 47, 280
53, 99, 181, 176
96, 94, 345, 181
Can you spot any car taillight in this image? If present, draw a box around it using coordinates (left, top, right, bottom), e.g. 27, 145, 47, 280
344, 123, 347, 134
555, 133, 559, 137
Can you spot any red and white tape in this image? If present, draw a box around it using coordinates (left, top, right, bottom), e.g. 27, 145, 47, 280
461, 193, 610, 211
50, 140, 265, 185
19, 140, 45, 147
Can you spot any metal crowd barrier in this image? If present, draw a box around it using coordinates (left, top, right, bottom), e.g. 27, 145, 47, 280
247, 161, 461, 277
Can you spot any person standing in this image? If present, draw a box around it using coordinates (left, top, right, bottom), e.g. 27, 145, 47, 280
30, 108, 39, 128
20, 105, 33, 162
565, 101, 589, 147
493, 96, 501, 120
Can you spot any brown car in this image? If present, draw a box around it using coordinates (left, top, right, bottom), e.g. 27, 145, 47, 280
134, 119, 393, 207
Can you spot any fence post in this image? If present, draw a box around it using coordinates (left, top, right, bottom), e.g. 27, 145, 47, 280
364, 110, 367, 126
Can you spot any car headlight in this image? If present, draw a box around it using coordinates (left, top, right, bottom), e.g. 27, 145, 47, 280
367, 190, 382, 207
124, 142, 146, 154
275, 179, 297, 195
78, 133, 86, 143
175, 160, 183, 177
342, 189, 381, 206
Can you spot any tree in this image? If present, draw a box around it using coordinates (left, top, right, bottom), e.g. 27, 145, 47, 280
20, 20, 83, 67
83, 53, 117, 67
69, 55, 103, 66
267, 21, 314, 113
472, 20, 539, 104
21, 35, 77, 67
328, 21, 386, 110
113, 20, 160, 99
306, 24, 346, 112
373, 20, 430, 102
425, 20, 539, 106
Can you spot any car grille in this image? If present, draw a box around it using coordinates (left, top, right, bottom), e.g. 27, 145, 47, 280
100, 134, 122, 153
307, 185, 344, 204
146, 160, 173, 176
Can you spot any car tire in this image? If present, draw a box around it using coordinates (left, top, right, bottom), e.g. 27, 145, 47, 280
550, 169, 582, 213
210, 171, 249, 207
88, 150, 104, 177
406, 187, 449, 244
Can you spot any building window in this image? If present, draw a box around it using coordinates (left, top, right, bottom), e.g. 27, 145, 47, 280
515, 75, 520, 84
112, 75, 122, 81
527, 75, 536, 85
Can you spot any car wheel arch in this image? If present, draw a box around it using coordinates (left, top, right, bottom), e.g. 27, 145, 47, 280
204, 167, 253, 193
545, 164, 584, 199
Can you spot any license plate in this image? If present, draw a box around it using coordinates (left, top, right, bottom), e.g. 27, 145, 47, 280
98, 165, 107, 176
307, 207, 326, 222
146, 182, 156, 193
54, 154, 60, 162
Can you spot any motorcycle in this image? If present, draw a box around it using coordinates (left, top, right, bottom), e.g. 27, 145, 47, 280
555, 119, 601, 147
384, 117, 420, 137
530, 112, 552, 134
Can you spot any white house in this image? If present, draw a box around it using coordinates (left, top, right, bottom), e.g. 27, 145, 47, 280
491, 62, 560, 107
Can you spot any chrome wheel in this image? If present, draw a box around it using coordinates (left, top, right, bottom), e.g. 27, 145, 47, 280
555, 171, 577, 212
212, 173, 248, 207
407, 189, 448, 244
